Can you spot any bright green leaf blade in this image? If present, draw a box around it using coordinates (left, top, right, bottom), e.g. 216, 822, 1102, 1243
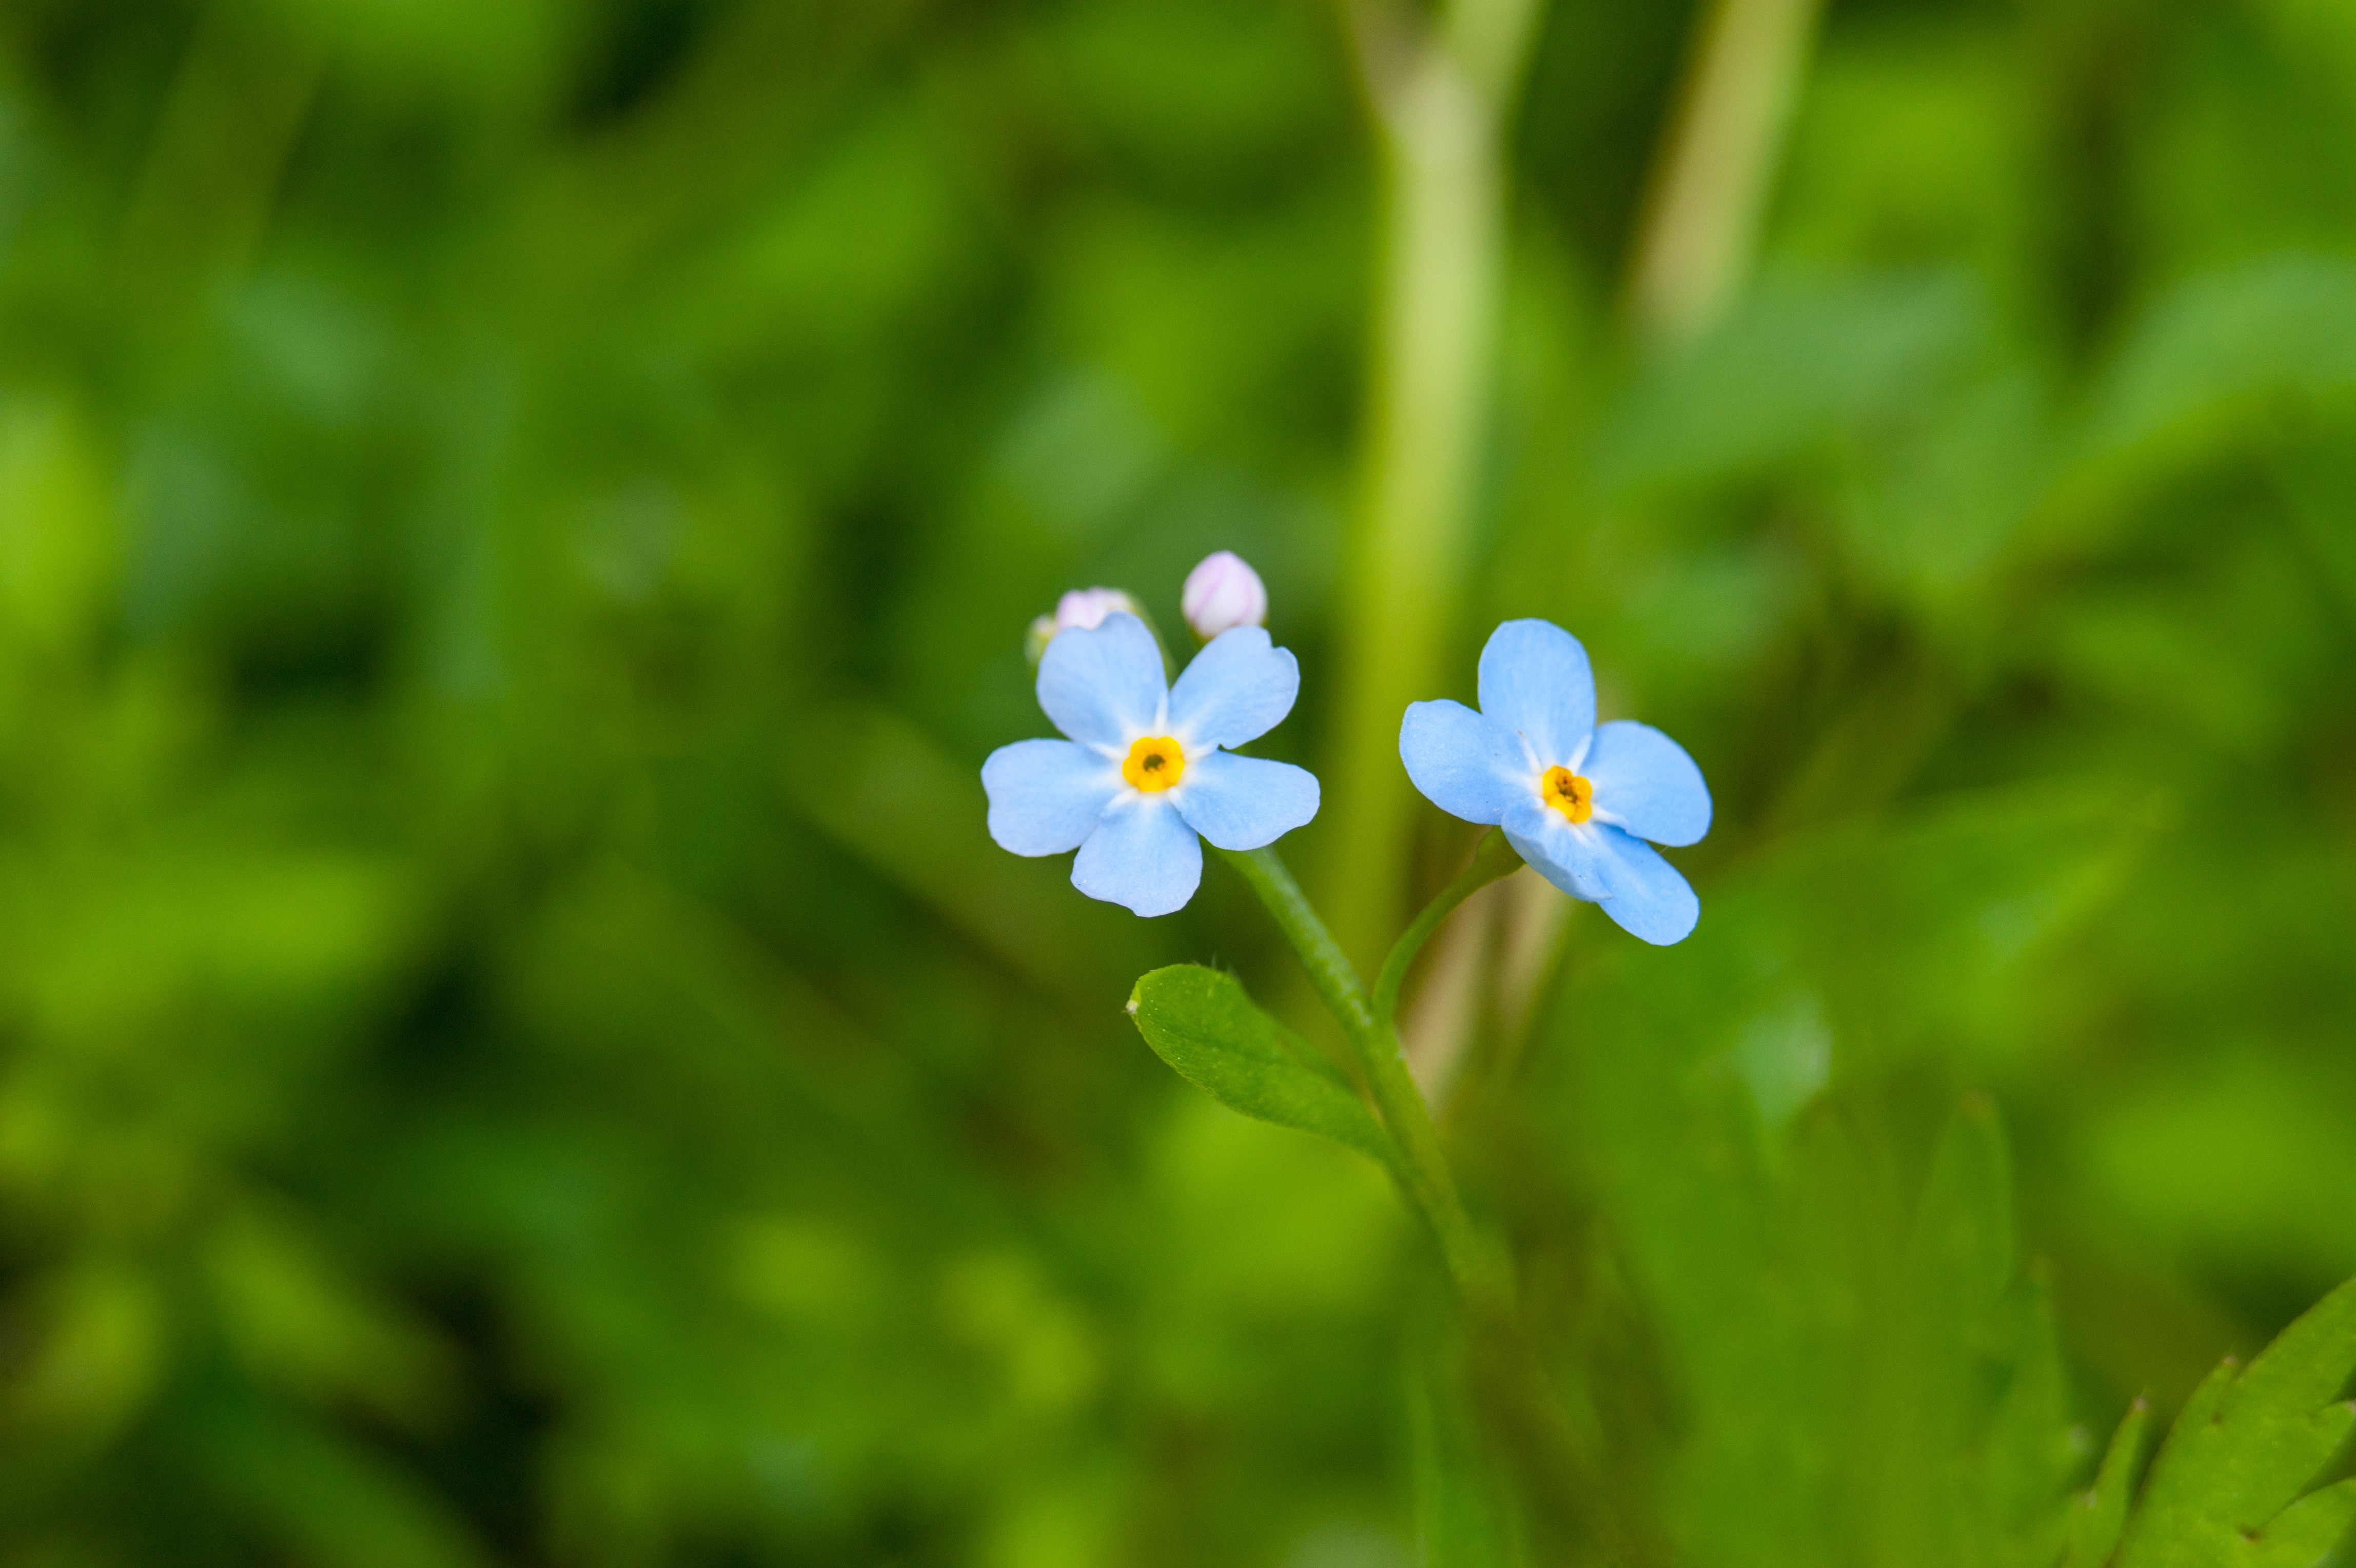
2116, 1358, 2245, 1567
2117, 1275, 2356, 1568
2061, 1397, 2149, 1568
2248, 1479, 2356, 1568
1128, 965, 1396, 1171
2229, 1277, 2356, 1435
2219, 1398, 2356, 1544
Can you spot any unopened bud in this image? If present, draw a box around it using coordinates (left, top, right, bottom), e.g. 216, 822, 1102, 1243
1181, 551, 1267, 640
1025, 586, 1145, 668
1054, 586, 1141, 633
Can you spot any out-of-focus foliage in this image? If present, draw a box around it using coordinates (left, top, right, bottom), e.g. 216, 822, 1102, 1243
0, 0, 2352, 1564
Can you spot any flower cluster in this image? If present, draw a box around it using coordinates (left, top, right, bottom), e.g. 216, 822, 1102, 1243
984, 554, 1710, 944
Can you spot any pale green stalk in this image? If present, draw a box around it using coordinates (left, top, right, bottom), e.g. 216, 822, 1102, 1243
1625, 0, 1826, 347
1318, 0, 1546, 973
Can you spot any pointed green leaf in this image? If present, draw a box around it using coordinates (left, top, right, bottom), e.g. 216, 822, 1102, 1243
1913, 1090, 2014, 1315
2249, 1481, 2356, 1568
2060, 1398, 2149, 1568
1127, 965, 1396, 1170
1982, 1277, 2087, 1563
2116, 1275, 2356, 1568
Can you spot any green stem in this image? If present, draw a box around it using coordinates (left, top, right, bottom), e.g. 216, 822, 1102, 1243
1222, 843, 1632, 1552
1371, 828, 1524, 1029
1215, 846, 1514, 1317
1625, 0, 1825, 346
1317, 0, 1547, 975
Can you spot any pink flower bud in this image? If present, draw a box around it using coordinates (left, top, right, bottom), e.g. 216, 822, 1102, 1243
1053, 586, 1142, 633
1027, 587, 1146, 667
1180, 551, 1267, 640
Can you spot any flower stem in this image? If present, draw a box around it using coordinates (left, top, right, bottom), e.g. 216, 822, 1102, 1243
1370, 828, 1524, 1029
1217, 844, 1639, 1553
1214, 845, 1514, 1317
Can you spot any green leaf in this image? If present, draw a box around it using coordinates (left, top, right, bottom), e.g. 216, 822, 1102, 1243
1127, 965, 1396, 1171
2249, 1483, 2356, 1568
2060, 1398, 2149, 1568
2077, 257, 2356, 479
1913, 1091, 2014, 1315
1874, 1094, 2086, 1566
2115, 1275, 2356, 1568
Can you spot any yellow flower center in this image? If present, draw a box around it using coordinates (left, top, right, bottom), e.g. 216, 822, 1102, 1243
1123, 735, 1186, 793
1541, 765, 1594, 824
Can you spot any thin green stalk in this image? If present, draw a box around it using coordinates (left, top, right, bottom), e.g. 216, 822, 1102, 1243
1371, 829, 1524, 1029
1625, 0, 1825, 347
1215, 846, 1513, 1317
1318, 0, 1547, 975
1221, 843, 1642, 1554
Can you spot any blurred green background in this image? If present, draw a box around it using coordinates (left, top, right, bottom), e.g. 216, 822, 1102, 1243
3, 0, 2355, 1562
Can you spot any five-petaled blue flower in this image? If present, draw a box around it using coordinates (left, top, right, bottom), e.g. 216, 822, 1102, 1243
1401, 619, 1710, 945
984, 613, 1320, 917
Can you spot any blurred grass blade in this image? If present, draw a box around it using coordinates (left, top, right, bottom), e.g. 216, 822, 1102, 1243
1913, 1091, 2013, 1314
1625, 0, 1826, 346
2062, 1397, 2149, 1568
2049, 256, 2356, 544
1127, 965, 1396, 1171
2116, 1275, 2356, 1567
780, 700, 1145, 995
1409, 1332, 1524, 1568
1319, 0, 1543, 972
198, 1395, 493, 1568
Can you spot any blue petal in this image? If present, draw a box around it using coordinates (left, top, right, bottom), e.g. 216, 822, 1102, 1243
1477, 619, 1596, 768
981, 739, 1122, 855
1071, 795, 1202, 916
1503, 801, 1697, 943
1037, 613, 1167, 751
1501, 798, 1612, 900
1583, 824, 1700, 944
1171, 750, 1319, 850
1400, 700, 1531, 825
1584, 720, 1711, 847
1167, 626, 1299, 750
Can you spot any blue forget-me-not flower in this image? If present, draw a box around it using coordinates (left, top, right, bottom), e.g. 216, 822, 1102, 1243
1400, 619, 1710, 944
984, 613, 1320, 916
